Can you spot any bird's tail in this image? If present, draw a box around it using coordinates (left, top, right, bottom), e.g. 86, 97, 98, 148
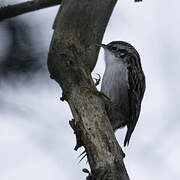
124, 126, 134, 147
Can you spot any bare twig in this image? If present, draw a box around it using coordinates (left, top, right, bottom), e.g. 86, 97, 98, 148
0, 0, 61, 21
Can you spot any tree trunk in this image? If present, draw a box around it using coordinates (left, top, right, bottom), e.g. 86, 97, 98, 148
48, 0, 130, 179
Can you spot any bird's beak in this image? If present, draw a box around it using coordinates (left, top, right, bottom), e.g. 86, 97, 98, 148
95, 43, 107, 49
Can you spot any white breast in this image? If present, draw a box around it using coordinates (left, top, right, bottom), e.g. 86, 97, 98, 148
101, 50, 129, 105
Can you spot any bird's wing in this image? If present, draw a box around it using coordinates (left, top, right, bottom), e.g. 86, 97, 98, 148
124, 55, 145, 146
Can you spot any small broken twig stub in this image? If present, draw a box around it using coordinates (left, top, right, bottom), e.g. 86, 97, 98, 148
69, 119, 84, 150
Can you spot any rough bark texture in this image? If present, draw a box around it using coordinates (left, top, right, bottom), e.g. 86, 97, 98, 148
48, 0, 130, 179
0, 0, 61, 21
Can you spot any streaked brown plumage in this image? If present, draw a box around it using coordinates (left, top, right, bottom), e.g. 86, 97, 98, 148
100, 41, 145, 146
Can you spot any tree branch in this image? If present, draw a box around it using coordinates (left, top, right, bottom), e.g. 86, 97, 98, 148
0, 0, 61, 21
48, 0, 130, 179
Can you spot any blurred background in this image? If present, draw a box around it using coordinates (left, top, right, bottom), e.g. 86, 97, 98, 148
0, 0, 179, 179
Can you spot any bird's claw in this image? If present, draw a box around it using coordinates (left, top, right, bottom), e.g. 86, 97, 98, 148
93, 73, 101, 86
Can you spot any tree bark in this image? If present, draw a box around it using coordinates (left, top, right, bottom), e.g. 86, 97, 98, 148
48, 0, 130, 179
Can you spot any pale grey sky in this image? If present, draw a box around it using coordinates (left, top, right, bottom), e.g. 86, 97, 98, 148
0, 0, 180, 179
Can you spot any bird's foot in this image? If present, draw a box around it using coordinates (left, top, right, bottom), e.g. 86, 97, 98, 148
93, 73, 101, 86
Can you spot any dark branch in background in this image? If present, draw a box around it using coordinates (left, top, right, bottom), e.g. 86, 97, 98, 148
0, 0, 142, 21
0, 18, 45, 81
0, 0, 61, 21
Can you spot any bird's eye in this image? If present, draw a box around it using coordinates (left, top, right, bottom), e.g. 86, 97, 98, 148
120, 52, 126, 58
119, 49, 127, 58
111, 46, 117, 51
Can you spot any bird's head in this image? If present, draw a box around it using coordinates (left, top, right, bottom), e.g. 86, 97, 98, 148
97, 41, 140, 65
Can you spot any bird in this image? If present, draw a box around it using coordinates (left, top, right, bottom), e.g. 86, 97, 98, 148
98, 41, 145, 146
